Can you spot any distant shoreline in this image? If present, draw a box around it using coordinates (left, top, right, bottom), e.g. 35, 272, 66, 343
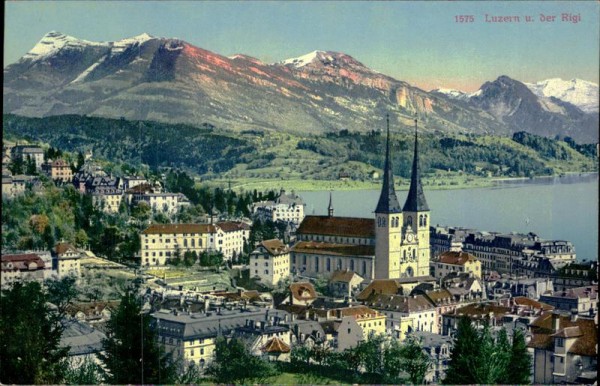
206, 172, 598, 193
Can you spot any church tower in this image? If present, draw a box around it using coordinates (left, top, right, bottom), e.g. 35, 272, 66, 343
402, 118, 431, 277
374, 115, 404, 279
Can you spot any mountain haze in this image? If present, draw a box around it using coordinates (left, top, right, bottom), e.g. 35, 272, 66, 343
3, 32, 598, 143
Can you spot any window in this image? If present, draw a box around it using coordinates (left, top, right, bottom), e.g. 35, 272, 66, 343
556, 337, 564, 347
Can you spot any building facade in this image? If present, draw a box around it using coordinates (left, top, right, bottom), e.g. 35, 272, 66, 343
250, 239, 290, 286
252, 189, 305, 225
431, 251, 482, 279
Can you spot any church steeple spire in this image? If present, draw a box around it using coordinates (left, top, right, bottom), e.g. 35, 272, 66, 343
375, 114, 401, 214
328, 191, 334, 217
403, 117, 429, 211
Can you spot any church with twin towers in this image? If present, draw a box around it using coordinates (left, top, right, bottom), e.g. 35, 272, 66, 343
291, 116, 431, 281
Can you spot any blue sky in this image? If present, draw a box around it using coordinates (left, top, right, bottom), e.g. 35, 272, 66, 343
4, 1, 599, 91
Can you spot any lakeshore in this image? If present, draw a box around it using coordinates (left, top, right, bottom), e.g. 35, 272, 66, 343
206, 172, 599, 193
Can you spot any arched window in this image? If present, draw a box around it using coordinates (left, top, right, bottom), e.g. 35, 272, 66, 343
413, 249, 417, 259
350, 259, 355, 271
315, 256, 319, 272
403, 250, 407, 259
419, 215, 423, 227
326, 258, 331, 271
424, 214, 428, 226
406, 267, 414, 277
362, 261, 367, 274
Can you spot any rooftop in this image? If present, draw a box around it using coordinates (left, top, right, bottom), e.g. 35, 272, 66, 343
528, 312, 597, 357
297, 215, 375, 239
438, 251, 478, 266
292, 241, 375, 257
141, 223, 216, 235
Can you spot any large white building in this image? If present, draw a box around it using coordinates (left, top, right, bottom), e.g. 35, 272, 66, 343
252, 190, 305, 225
250, 239, 290, 286
291, 118, 431, 281
140, 221, 250, 265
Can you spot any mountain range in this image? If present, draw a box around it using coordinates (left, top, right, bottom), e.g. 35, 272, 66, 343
3, 32, 599, 143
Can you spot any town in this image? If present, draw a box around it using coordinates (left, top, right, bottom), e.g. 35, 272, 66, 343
1, 118, 597, 385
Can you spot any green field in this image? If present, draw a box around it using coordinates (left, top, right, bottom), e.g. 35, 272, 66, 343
264, 371, 346, 385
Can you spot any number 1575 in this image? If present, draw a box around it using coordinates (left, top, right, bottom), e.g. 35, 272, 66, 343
455, 15, 475, 23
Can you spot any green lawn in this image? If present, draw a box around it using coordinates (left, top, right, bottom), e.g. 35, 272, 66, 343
265, 371, 346, 385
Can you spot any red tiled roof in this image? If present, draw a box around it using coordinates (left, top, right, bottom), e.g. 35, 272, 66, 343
511, 296, 554, 311
290, 282, 317, 302
330, 269, 361, 283
357, 279, 403, 301
141, 223, 216, 235
528, 312, 597, 357
449, 303, 511, 319
1, 254, 46, 271
261, 337, 291, 353
54, 242, 77, 256
366, 294, 434, 313
438, 251, 478, 266
297, 216, 375, 238
260, 239, 288, 256
292, 241, 375, 257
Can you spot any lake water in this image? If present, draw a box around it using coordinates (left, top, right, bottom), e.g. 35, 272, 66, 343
299, 173, 598, 261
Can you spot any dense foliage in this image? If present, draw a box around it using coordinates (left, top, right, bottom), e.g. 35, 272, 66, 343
3, 114, 254, 175
443, 317, 531, 384
0, 281, 70, 384
99, 289, 178, 384
206, 336, 276, 383
4, 114, 596, 185
289, 334, 431, 384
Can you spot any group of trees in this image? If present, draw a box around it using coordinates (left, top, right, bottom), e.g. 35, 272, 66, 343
0, 279, 179, 385
169, 250, 224, 268
1, 182, 143, 262
443, 317, 531, 384
289, 334, 431, 384
3, 114, 255, 175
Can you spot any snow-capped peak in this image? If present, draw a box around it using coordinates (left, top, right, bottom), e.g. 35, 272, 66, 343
525, 78, 599, 113
431, 87, 481, 100
281, 50, 325, 67
110, 33, 154, 54
23, 31, 108, 61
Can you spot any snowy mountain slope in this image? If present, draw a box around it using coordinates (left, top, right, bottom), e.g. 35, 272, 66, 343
526, 78, 599, 114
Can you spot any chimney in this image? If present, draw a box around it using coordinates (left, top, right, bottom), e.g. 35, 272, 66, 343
570, 308, 578, 322
552, 312, 560, 332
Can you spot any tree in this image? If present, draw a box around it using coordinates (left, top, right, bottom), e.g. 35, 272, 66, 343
398, 336, 432, 385
8, 156, 24, 175
205, 336, 276, 384
443, 317, 480, 384
45, 276, 79, 315
64, 357, 104, 385
507, 329, 532, 384
0, 281, 69, 384
26, 154, 37, 175
99, 289, 177, 384
74, 228, 89, 248
76, 151, 85, 170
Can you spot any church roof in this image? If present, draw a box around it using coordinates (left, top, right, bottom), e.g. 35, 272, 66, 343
292, 241, 375, 258
403, 119, 429, 212
297, 216, 375, 239
375, 116, 402, 214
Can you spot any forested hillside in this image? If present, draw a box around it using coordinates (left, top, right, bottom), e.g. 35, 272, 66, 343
3, 114, 597, 185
